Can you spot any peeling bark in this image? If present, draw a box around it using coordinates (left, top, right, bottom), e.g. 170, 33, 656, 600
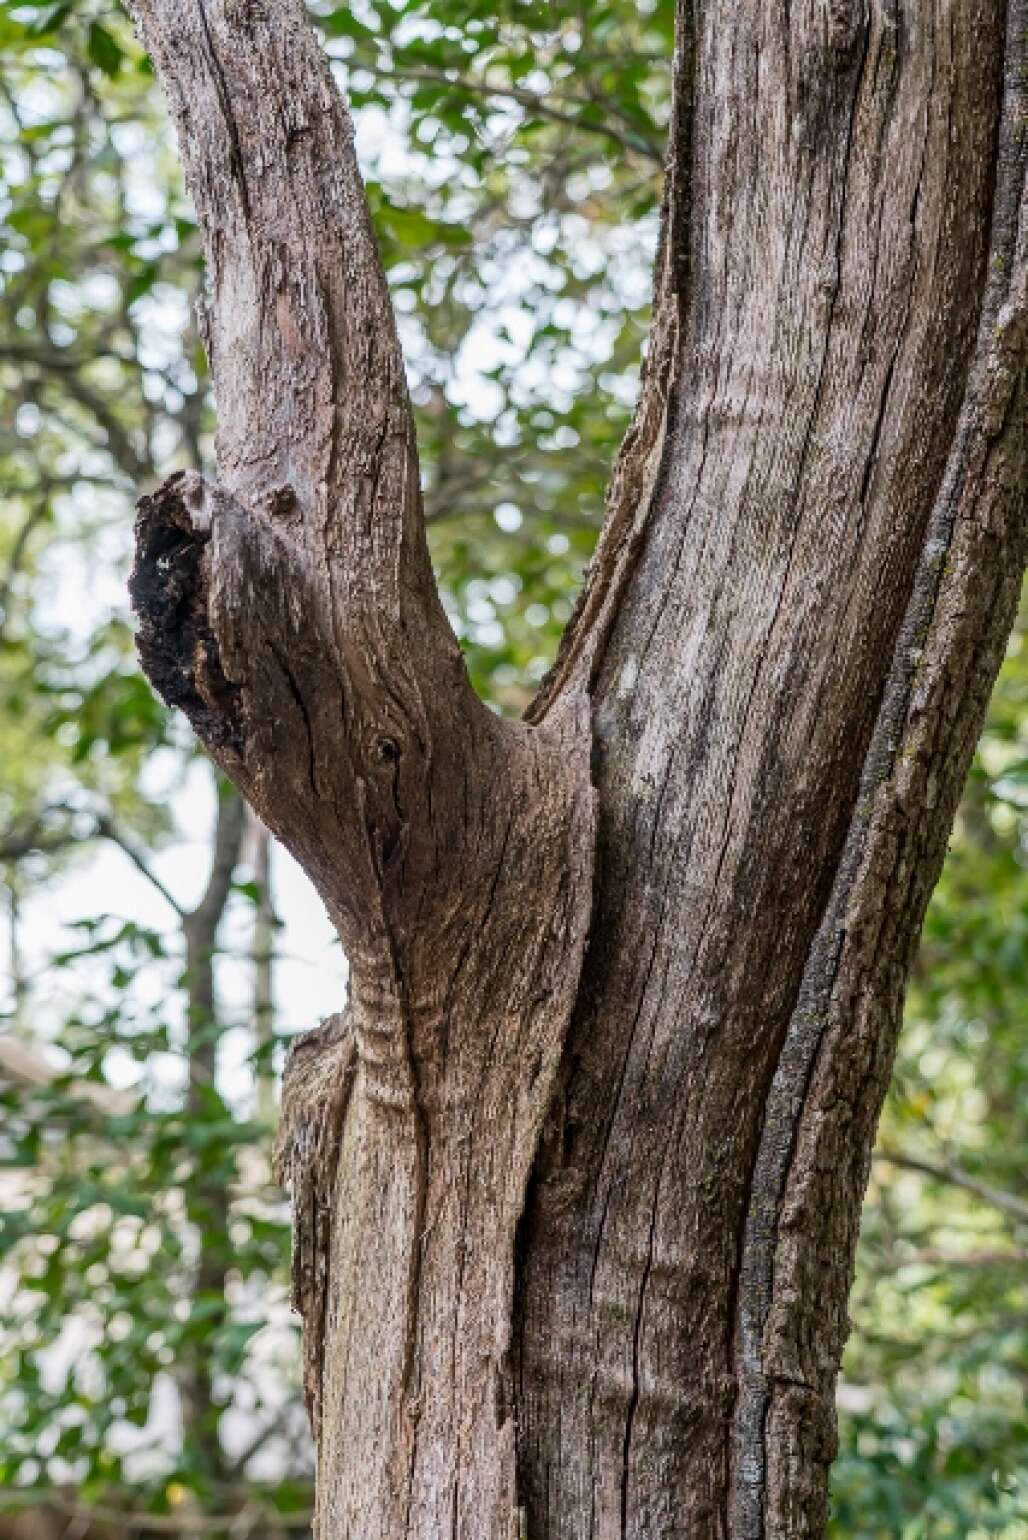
128, 0, 1026, 1536
273, 1012, 355, 1441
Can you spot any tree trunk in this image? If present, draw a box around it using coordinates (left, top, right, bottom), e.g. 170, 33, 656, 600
126, 1, 1026, 1536
243, 810, 277, 1126
180, 782, 246, 1482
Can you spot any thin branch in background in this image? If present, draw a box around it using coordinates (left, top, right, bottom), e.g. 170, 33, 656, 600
189, 787, 247, 931
0, 501, 50, 639
877, 1246, 1028, 1271
0, 816, 82, 864
0, 342, 154, 483
365, 62, 665, 165
243, 807, 277, 1124
875, 1148, 1028, 1227
0, 341, 131, 371
53, 369, 154, 483
0, 1496, 312, 1536
425, 499, 601, 533
224, 1404, 295, 1479
94, 813, 186, 918
0, 806, 185, 917
422, 468, 495, 523
6, 878, 25, 1024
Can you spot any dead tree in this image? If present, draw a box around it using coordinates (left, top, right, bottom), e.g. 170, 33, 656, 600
127, 0, 1026, 1534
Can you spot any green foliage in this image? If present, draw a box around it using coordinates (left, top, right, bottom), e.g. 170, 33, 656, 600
0, 903, 304, 1508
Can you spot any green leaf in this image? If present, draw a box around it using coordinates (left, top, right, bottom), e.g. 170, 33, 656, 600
87, 21, 123, 76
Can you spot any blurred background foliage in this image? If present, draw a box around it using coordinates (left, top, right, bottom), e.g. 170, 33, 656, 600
0, 0, 1023, 1536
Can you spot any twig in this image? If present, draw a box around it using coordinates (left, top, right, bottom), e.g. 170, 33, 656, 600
878, 1246, 1028, 1270
0, 1495, 311, 1535
0, 502, 50, 638
875, 1148, 1028, 1227
224, 1406, 295, 1478
95, 814, 186, 918
363, 62, 665, 165
0, 805, 185, 919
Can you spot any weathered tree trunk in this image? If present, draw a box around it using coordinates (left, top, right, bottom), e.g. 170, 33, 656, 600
126, 1, 1026, 1535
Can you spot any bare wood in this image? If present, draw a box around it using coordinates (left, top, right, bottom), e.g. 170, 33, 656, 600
127, 0, 1026, 1536
127, 4, 595, 1533
516, 2, 1026, 1535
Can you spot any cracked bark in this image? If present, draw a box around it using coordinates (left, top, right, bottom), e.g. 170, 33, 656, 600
127, 0, 1025, 1536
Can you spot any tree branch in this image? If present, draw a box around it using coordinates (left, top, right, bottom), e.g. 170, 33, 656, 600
187, 783, 246, 931
875, 1148, 1028, 1228
0, 1496, 311, 1536
125, 0, 493, 955
370, 63, 665, 165
0, 340, 130, 371
58, 370, 153, 483
877, 1246, 1028, 1271
0, 502, 49, 639
224, 1404, 295, 1479
129, 5, 600, 1529
4, 341, 155, 483
0, 817, 81, 865
0, 804, 186, 918
725, 4, 1028, 1524
123, 0, 598, 1020
94, 812, 186, 918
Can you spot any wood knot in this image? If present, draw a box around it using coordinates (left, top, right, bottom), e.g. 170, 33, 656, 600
266, 483, 298, 518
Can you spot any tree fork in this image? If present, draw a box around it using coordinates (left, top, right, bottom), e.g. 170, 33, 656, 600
127, 1, 1026, 1537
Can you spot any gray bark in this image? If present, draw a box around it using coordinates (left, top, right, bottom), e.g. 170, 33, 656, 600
127, 1, 1027, 1536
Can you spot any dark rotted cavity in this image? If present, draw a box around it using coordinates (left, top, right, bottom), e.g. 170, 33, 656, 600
129, 481, 244, 758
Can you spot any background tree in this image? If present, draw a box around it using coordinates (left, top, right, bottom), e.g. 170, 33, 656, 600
0, 0, 1025, 1536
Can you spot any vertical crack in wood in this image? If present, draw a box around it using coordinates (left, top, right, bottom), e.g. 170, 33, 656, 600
620, 1192, 660, 1538
524, 2, 695, 729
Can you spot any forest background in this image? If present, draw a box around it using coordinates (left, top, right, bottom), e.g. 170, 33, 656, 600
0, 0, 1024, 1535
